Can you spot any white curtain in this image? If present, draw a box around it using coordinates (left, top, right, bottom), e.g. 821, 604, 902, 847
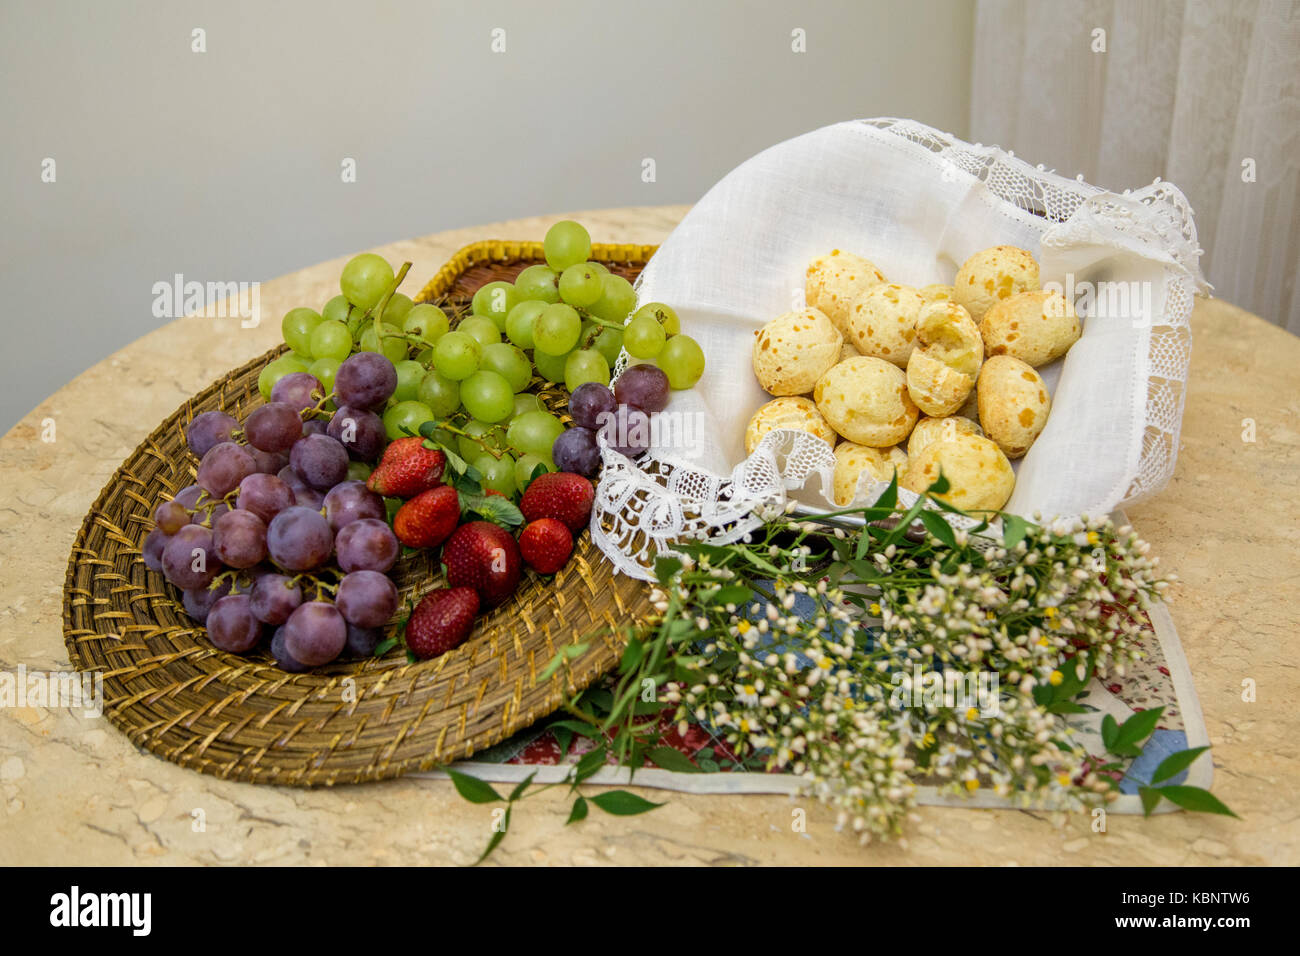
971, 0, 1300, 333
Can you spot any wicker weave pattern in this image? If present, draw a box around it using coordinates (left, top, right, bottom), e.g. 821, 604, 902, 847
62, 240, 655, 786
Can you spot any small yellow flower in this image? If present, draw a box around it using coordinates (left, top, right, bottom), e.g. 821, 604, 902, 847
965, 707, 979, 721
1043, 606, 1058, 618
1057, 773, 1072, 787
736, 620, 752, 634
819, 657, 833, 670
964, 779, 980, 792
1037, 636, 1050, 647
919, 732, 936, 749
739, 718, 751, 733
1049, 670, 1064, 686
869, 603, 881, 616
1087, 532, 1100, 546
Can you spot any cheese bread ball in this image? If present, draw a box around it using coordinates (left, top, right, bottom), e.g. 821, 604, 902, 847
745, 397, 838, 454
907, 415, 984, 458
752, 307, 842, 396
845, 283, 925, 367
918, 283, 955, 304
839, 339, 861, 362
805, 251, 887, 334
905, 301, 984, 417
813, 356, 918, 447
953, 245, 1040, 321
832, 442, 908, 505
980, 290, 1081, 367
977, 355, 1052, 458
902, 433, 1016, 511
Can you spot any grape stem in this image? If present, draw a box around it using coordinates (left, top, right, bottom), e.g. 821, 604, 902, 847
576, 309, 627, 331
368, 262, 413, 349
434, 420, 507, 460
302, 391, 337, 420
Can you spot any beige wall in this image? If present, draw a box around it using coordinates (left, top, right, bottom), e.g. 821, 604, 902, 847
0, 0, 974, 431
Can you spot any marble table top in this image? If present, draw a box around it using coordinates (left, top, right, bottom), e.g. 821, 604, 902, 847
1, 205, 1295, 865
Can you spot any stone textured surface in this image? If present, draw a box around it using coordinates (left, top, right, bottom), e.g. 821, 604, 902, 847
0, 207, 1295, 865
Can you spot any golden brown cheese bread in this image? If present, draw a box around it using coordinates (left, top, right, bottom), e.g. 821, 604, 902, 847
953, 245, 1040, 321
744, 397, 838, 454
907, 415, 984, 458
751, 307, 842, 396
845, 283, 925, 368
902, 433, 1015, 511
832, 442, 908, 505
805, 251, 887, 335
979, 289, 1081, 367
977, 355, 1052, 458
905, 301, 984, 417
813, 356, 918, 447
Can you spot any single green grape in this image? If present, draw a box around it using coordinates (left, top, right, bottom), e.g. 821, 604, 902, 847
558, 263, 605, 308
392, 359, 426, 403
586, 261, 609, 276
404, 304, 450, 346
514, 452, 555, 492
340, 253, 395, 311
505, 300, 546, 349
433, 330, 481, 381
506, 410, 565, 459
511, 393, 545, 419
657, 333, 706, 389
382, 400, 436, 440
257, 355, 309, 401
543, 220, 591, 272
633, 302, 680, 335
358, 325, 408, 365
457, 420, 505, 461
532, 347, 570, 383
321, 295, 351, 324
471, 281, 519, 331
309, 319, 353, 362
346, 461, 373, 482
514, 264, 560, 304
460, 369, 515, 423
457, 314, 502, 348
565, 349, 611, 391
589, 274, 637, 323
281, 307, 323, 356
308, 356, 342, 395
534, 303, 581, 356
381, 292, 414, 326
480, 342, 532, 392
624, 314, 667, 358
473, 452, 517, 497
416, 369, 461, 418
593, 327, 624, 366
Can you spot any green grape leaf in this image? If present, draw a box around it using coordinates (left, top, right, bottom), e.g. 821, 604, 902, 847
1151, 785, 1239, 818
446, 769, 502, 804
566, 796, 588, 825
589, 790, 665, 816
646, 746, 702, 773
1151, 746, 1210, 785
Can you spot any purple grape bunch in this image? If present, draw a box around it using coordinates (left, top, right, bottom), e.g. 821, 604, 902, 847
154, 351, 404, 671
553, 365, 670, 476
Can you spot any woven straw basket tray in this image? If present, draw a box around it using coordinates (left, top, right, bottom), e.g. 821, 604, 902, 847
62, 240, 656, 786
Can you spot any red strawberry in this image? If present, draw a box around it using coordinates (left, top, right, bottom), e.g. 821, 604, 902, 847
366, 437, 445, 499
518, 472, 594, 533
518, 518, 573, 574
405, 587, 479, 660
443, 520, 521, 608
393, 485, 460, 549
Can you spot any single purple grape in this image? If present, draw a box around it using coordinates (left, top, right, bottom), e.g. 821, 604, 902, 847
244, 402, 304, 453
197, 441, 256, 497
335, 570, 399, 628
289, 434, 349, 491
266, 506, 333, 572
551, 426, 601, 478
345, 623, 383, 658
271, 372, 325, 415
142, 527, 170, 571
613, 364, 670, 413
161, 524, 219, 590
206, 594, 263, 653
237, 472, 296, 523
302, 419, 329, 437
154, 499, 188, 534
327, 405, 387, 461
602, 404, 652, 457
249, 573, 303, 625
335, 352, 397, 410
270, 626, 310, 672
322, 480, 385, 532
248, 447, 289, 474
334, 518, 399, 573
283, 601, 347, 666
277, 466, 324, 511
212, 509, 268, 569
568, 382, 617, 430
180, 577, 232, 624
172, 484, 203, 513
186, 410, 239, 458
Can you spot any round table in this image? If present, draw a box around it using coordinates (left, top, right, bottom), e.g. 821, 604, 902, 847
1, 206, 1294, 865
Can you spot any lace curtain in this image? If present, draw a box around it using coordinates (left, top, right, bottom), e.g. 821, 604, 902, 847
971, 0, 1300, 333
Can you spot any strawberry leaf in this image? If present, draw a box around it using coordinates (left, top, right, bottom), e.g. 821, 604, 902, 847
462, 491, 524, 528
